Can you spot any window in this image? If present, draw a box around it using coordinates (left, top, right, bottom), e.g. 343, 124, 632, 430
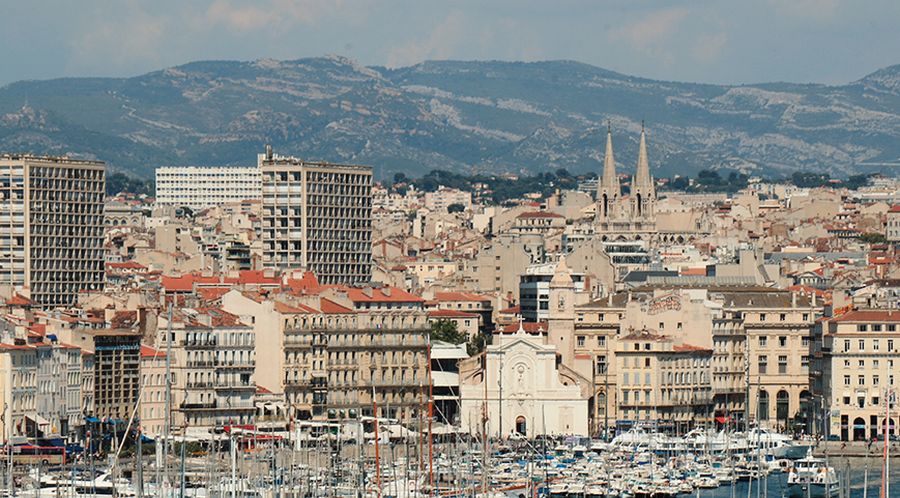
780, 313, 786, 321
874, 339, 880, 351
758, 356, 768, 374
644, 343, 651, 351
888, 325, 896, 332
622, 390, 629, 403
577, 336, 585, 347
889, 339, 895, 351
802, 313, 809, 321
858, 375, 865, 386
759, 336, 768, 347
597, 336, 606, 347
778, 355, 788, 374
873, 375, 880, 386
779, 336, 787, 347
873, 324, 882, 332
844, 340, 851, 352
802, 336, 810, 347
677, 322, 683, 330
859, 339, 866, 351
622, 373, 629, 386
844, 360, 851, 368
843, 396, 851, 405
596, 355, 607, 374
844, 375, 851, 386
801, 356, 809, 369
857, 324, 868, 332
859, 360, 865, 368
760, 314, 767, 322
874, 360, 880, 368
644, 358, 651, 368
659, 322, 665, 330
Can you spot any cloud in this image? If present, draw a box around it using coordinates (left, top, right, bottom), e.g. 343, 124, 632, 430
386, 12, 467, 68
69, 5, 166, 71
202, 0, 353, 33
692, 32, 728, 63
609, 7, 689, 54
768, 0, 842, 23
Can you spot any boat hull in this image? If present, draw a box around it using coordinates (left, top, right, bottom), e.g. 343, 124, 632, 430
786, 482, 840, 498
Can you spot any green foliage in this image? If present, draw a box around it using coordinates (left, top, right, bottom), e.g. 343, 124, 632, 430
467, 332, 487, 357
430, 320, 467, 345
662, 169, 748, 193
407, 169, 586, 204
858, 232, 887, 244
107, 172, 155, 196
790, 171, 831, 188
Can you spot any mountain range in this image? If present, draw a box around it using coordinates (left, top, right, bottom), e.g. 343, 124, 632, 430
2, 55, 900, 179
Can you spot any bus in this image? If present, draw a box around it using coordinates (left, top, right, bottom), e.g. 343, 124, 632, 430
8, 445, 67, 466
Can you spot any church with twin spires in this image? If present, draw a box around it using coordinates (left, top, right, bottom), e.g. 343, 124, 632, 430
594, 124, 657, 241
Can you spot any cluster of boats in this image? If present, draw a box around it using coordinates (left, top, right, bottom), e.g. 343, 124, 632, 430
0, 427, 850, 498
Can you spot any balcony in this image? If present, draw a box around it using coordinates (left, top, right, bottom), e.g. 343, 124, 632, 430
180, 401, 216, 410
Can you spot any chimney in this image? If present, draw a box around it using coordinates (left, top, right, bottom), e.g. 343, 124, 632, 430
608, 293, 613, 306
382, 287, 392, 297
792, 291, 797, 307
363, 286, 374, 298
812, 291, 817, 307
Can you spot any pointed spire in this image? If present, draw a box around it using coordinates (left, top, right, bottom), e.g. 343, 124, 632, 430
551, 255, 573, 287
599, 122, 620, 198
634, 124, 653, 189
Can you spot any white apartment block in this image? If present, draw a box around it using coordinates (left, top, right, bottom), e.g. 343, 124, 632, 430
259, 150, 373, 285
0, 155, 106, 308
155, 166, 261, 210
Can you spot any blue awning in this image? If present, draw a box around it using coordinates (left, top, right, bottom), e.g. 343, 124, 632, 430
84, 417, 100, 423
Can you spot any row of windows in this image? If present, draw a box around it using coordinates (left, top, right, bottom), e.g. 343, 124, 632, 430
843, 338, 896, 352
842, 374, 895, 387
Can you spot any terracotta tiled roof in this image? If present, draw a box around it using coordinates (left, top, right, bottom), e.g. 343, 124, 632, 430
320, 299, 354, 314
830, 310, 900, 322
499, 321, 547, 334
140, 345, 166, 358
274, 301, 320, 314
5, 294, 34, 306
673, 344, 712, 353
106, 261, 147, 270
341, 286, 423, 303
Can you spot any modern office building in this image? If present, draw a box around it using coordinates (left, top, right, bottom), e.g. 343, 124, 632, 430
0, 155, 106, 308
258, 148, 373, 285
155, 166, 261, 211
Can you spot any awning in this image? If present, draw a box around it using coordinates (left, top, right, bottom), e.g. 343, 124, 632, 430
84, 417, 100, 423
26, 414, 50, 426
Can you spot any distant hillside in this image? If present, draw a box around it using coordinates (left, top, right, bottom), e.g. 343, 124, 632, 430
2, 56, 900, 179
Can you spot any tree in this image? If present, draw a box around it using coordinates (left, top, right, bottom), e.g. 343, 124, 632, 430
467, 332, 487, 357
429, 320, 467, 345
447, 203, 465, 213
858, 232, 887, 244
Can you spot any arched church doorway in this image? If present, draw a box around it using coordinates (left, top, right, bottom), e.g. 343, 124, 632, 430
515, 416, 527, 437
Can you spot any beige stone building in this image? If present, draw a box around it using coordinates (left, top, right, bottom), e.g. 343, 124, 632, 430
820, 310, 898, 441
615, 332, 713, 432
568, 285, 818, 434
223, 284, 430, 421
139, 345, 167, 437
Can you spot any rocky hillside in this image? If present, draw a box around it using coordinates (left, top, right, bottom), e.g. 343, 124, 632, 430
1, 56, 900, 179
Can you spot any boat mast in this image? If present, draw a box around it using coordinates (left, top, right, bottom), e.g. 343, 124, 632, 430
372, 385, 382, 498
162, 303, 173, 498
426, 328, 434, 496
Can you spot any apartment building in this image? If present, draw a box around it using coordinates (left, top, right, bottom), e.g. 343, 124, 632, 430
61, 328, 142, 422
155, 166, 261, 211
0, 155, 106, 307
139, 345, 167, 438
820, 310, 898, 441
33, 342, 83, 438
223, 284, 430, 421
259, 149, 373, 285
0, 344, 36, 441
615, 332, 713, 432
570, 286, 818, 434
158, 308, 256, 432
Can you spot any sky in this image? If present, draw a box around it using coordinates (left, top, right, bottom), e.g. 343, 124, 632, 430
2, 0, 900, 87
